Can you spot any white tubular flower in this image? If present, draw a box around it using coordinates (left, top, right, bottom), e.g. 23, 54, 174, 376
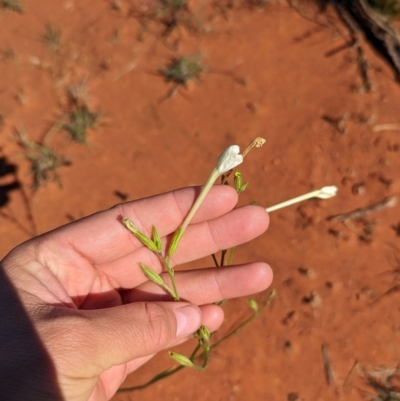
168, 140, 263, 256
216, 145, 243, 174
266, 185, 338, 213
177, 145, 243, 235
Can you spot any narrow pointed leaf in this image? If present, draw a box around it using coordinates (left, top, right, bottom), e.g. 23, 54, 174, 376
239, 182, 249, 193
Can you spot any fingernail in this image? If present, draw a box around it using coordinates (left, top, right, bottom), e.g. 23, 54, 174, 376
174, 305, 201, 337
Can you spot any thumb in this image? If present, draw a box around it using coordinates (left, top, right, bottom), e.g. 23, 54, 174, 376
67, 302, 202, 374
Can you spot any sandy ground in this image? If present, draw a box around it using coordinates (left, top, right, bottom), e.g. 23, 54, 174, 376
1, 1, 400, 400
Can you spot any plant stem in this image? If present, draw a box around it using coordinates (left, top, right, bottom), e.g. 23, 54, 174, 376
180, 169, 219, 233
201, 345, 210, 369
118, 289, 276, 392
226, 247, 235, 266
118, 344, 202, 392
220, 249, 227, 267
210, 289, 276, 350
211, 253, 219, 267
159, 253, 180, 301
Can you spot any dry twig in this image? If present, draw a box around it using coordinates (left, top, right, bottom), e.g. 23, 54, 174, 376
328, 196, 398, 222
322, 344, 335, 385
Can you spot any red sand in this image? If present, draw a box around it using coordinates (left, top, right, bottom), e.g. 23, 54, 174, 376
1, 1, 400, 400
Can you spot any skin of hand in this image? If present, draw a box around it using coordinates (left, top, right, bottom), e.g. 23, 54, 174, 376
0, 185, 272, 401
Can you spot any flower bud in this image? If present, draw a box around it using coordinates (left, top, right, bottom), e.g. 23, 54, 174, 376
315, 186, 338, 199
247, 298, 259, 312
215, 145, 243, 174
169, 352, 200, 370
122, 217, 158, 252
195, 325, 210, 344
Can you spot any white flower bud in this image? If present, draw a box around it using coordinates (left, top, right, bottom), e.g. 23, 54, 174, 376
216, 145, 243, 174
177, 145, 244, 234
315, 186, 338, 199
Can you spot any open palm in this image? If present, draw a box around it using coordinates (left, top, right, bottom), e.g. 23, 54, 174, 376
0, 186, 272, 401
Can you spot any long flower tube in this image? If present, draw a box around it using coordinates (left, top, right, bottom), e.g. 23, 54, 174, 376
266, 186, 338, 213
169, 145, 243, 255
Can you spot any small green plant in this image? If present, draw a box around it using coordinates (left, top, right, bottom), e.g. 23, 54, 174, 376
62, 105, 100, 143
61, 84, 100, 143
160, 53, 203, 84
43, 24, 62, 52
118, 138, 337, 391
14, 128, 70, 190
159, 53, 203, 99
0, 0, 23, 12
120, 139, 271, 383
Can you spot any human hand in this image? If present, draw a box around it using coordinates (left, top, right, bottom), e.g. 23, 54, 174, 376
0, 185, 272, 401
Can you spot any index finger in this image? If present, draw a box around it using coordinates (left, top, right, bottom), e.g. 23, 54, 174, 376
34, 186, 239, 265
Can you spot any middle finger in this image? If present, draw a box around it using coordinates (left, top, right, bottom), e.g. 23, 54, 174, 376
121, 262, 273, 305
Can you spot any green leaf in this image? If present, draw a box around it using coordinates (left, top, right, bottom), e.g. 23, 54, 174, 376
239, 182, 249, 193
247, 298, 259, 312
234, 170, 242, 192
168, 226, 183, 256
122, 217, 158, 252
169, 352, 200, 370
152, 226, 162, 252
